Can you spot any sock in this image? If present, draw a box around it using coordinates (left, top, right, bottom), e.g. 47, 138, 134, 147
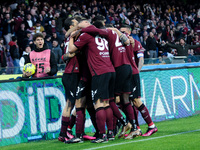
96, 107, 106, 134
87, 106, 99, 133
138, 104, 154, 126
149, 124, 156, 128
133, 105, 140, 127
123, 102, 137, 130
82, 112, 86, 133
105, 106, 113, 131
61, 116, 70, 134
68, 114, 76, 129
76, 108, 85, 134
110, 100, 127, 126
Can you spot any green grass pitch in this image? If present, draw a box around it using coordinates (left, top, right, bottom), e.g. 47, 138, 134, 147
1, 114, 200, 150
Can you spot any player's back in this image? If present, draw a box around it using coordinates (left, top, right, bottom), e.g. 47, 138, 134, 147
74, 33, 115, 76
107, 30, 130, 68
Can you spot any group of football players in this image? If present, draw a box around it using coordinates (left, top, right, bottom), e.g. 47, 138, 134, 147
58, 16, 157, 144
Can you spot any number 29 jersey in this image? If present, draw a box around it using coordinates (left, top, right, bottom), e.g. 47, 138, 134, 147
74, 33, 115, 76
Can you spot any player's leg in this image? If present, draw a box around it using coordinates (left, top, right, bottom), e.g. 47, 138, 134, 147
105, 72, 115, 140
59, 73, 78, 142
121, 93, 140, 139
66, 96, 86, 144
105, 100, 114, 140
91, 99, 108, 143
132, 74, 157, 136
86, 96, 99, 139
91, 73, 113, 143
59, 98, 75, 142
67, 108, 76, 133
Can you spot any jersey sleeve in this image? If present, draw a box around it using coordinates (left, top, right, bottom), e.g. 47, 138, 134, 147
74, 33, 90, 50
134, 40, 145, 58
81, 25, 108, 38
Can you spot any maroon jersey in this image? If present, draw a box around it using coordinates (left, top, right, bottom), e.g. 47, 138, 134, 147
77, 50, 91, 82
107, 30, 130, 68
81, 25, 130, 68
124, 34, 139, 75
133, 39, 145, 67
74, 32, 115, 76
63, 36, 79, 74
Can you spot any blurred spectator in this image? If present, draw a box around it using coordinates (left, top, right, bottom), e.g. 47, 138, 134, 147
13, 12, 23, 33
167, 30, 176, 43
8, 36, 20, 74
23, 30, 33, 50
45, 34, 52, 49
52, 40, 63, 64
51, 32, 62, 45
192, 34, 200, 55
25, 14, 34, 30
165, 37, 200, 56
54, 12, 63, 34
0, 38, 7, 74
146, 32, 157, 58
16, 22, 26, 57
141, 35, 148, 59
2, 13, 15, 48
182, 23, 188, 35
42, 30, 47, 39
194, 22, 200, 36
186, 29, 195, 45
33, 21, 45, 33
0, 0, 199, 67
131, 29, 140, 42
19, 45, 31, 72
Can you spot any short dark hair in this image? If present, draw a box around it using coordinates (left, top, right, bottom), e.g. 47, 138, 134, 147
93, 20, 105, 29
105, 24, 114, 28
74, 16, 83, 23
64, 17, 75, 31
179, 37, 185, 42
92, 15, 105, 23
12, 36, 17, 41
120, 24, 131, 29
33, 33, 44, 41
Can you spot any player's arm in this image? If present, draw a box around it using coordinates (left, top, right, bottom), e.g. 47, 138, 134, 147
81, 25, 108, 38
68, 36, 78, 53
65, 26, 78, 38
137, 54, 144, 72
108, 27, 130, 45
61, 52, 76, 63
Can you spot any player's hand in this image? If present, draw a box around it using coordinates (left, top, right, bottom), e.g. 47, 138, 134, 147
71, 29, 81, 40
22, 70, 32, 77
71, 29, 81, 38
128, 36, 135, 44
45, 67, 51, 73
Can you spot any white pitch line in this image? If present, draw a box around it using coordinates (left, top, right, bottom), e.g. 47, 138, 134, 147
84, 129, 200, 150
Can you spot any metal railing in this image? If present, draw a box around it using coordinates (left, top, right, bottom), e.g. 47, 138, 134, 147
0, 55, 200, 75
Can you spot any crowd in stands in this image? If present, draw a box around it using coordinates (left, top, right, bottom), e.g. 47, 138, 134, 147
0, 0, 200, 74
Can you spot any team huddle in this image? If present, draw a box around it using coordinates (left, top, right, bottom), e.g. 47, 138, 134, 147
57, 16, 158, 144
22, 15, 158, 144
